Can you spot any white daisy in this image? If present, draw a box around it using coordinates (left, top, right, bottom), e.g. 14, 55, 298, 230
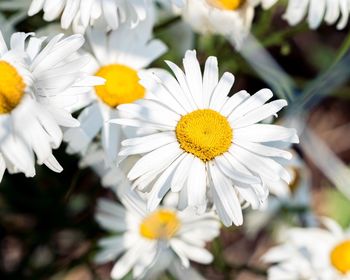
263, 218, 350, 280
63, 22, 167, 166
25, 0, 185, 33
28, 0, 147, 33
283, 0, 350, 30
0, 31, 101, 181
111, 50, 299, 226
181, 0, 278, 48
95, 187, 220, 279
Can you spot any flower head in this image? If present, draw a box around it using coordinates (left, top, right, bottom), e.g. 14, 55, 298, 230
181, 0, 278, 48
63, 22, 167, 166
95, 187, 220, 279
0, 31, 100, 181
111, 50, 299, 226
284, 0, 350, 30
263, 218, 350, 279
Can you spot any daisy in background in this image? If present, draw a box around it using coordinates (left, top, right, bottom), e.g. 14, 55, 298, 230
63, 19, 167, 166
0, 31, 101, 181
263, 218, 350, 279
181, 0, 278, 48
95, 183, 220, 279
7, 0, 186, 33
283, 0, 350, 30
245, 151, 314, 237
111, 50, 299, 226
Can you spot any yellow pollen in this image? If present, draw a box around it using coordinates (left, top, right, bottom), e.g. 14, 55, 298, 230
207, 0, 245, 10
140, 209, 181, 240
94, 64, 145, 107
330, 240, 350, 274
176, 109, 233, 162
0, 60, 25, 114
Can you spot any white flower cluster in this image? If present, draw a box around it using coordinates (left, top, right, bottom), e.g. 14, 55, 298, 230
0, 0, 348, 279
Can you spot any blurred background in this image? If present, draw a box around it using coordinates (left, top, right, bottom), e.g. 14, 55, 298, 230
1, 1, 350, 279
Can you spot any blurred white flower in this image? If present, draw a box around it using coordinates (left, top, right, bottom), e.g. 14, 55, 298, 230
111, 50, 299, 226
95, 187, 220, 279
181, 0, 278, 48
63, 21, 167, 166
284, 0, 350, 30
27, 0, 148, 33
263, 218, 350, 280
0, 31, 101, 181
22, 0, 185, 33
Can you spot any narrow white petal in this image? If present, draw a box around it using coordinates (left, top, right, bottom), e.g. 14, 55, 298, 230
203, 56, 219, 108
186, 157, 207, 212
231, 100, 288, 128
209, 72, 235, 111
183, 50, 203, 108
228, 89, 273, 122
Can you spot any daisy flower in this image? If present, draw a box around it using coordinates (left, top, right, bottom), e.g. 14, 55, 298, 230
263, 218, 350, 280
63, 22, 167, 166
25, 0, 185, 33
181, 0, 278, 48
95, 187, 220, 279
283, 0, 350, 30
0, 31, 101, 181
111, 50, 299, 226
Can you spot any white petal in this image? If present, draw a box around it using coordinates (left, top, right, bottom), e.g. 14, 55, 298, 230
147, 153, 185, 211
228, 89, 273, 122
183, 50, 203, 108
127, 142, 182, 181
209, 164, 243, 226
231, 100, 287, 128
120, 132, 177, 156
171, 153, 194, 192
203, 56, 219, 108
186, 157, 207, 212
220, 90, 250, 117
170, 239, 213, 264
234, 124, 299, 143
209, 72, 235, 111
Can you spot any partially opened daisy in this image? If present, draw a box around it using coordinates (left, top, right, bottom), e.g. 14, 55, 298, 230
283, 0, 350, 30
181, 0, 278, 48
263, 218, 350, 279
63, 22, 167, 166
0, 31, 101, 181
111, 50, 299, 226
95, 187, 220, 279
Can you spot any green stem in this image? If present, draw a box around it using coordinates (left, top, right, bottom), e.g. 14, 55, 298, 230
334, 30, 350, 63
261, 24, 309, 48
154, 16, 181, 33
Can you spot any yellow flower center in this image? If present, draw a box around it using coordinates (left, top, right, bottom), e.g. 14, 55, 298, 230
207, 0, 245, 10
330, 240, 350, 274
140, 209, 181, 240
175, 109, 233, 162
0, 60, 25, 114
288, 167, 301, 194
94, 64, 145, 108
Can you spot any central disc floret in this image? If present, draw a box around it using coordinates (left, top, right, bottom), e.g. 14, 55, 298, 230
330, 240, 350, 274
94, 64, 145, 107
176, 109, 233, 162
0, 60, 25, 114
140, 209, 180, 240
207, 0, 245, 10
